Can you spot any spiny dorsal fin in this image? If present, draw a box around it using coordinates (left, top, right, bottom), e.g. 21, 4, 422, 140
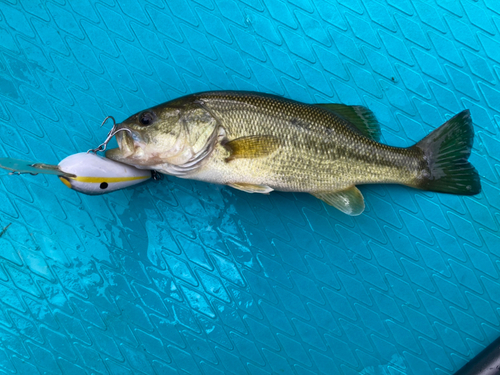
316, 103, 381, 142
224, 135, 280, 162
311, 186, 365, 216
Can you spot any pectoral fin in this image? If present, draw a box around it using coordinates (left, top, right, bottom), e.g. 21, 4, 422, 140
311, 186, 365, 216
224, 135, 280, 162
228, 183, 274, 194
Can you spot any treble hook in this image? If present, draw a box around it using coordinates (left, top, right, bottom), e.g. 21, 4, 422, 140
88, 116, 116, 153
88, 116, 132, 154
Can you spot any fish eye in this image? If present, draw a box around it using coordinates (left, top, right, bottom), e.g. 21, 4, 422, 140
139, 111, 156, 126
100, 182, 108, 189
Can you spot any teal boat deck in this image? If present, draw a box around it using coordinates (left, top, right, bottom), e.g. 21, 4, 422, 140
0, 1, 499, 374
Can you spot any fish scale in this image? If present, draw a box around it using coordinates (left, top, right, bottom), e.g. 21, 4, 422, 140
106, 90, 480, 215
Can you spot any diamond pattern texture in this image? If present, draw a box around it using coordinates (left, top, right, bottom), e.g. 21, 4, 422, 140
0, 1, 499, 374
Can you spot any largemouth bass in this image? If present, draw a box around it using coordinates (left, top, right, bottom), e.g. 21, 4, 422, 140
106, 91, 481, 215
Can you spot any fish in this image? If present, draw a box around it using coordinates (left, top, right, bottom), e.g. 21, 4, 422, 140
105, 91, 481, 215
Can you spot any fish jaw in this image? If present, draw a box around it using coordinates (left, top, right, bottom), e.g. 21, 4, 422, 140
115, 129, 138, 157
105, 147, 129, 164
105, 129, 149, 167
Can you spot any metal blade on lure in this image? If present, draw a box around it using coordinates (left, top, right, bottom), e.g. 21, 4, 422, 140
0, 157, 76, 177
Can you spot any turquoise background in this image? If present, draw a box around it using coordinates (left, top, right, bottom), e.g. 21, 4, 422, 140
0, 0, 500, 374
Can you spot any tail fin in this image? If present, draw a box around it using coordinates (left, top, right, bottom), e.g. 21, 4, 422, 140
412, 110, 481, 195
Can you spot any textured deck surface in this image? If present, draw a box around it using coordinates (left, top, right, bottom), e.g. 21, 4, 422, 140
0, 1, 500, 374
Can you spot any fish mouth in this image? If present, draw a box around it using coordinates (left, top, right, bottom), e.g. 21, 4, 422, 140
105, 127, 144, 163
116, 129, 137, 156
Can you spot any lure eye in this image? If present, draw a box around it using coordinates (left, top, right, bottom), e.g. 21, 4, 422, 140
139, 111, 156, 126
100, 182, 108, 189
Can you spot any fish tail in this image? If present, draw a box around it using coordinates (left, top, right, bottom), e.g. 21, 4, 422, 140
411, 109, 481, 195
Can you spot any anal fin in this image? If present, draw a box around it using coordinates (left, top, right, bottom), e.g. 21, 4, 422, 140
311, 186, 365, 216
228, 183, 274, 194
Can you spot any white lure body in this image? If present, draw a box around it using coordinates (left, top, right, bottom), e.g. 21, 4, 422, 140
58, 153, 151, 195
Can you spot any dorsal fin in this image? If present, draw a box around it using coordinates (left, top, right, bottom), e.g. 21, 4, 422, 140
316, 103, 381, 142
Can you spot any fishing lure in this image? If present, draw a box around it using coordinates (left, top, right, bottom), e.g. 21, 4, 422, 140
0, 117, 153, 195
0, 152, 152, 195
